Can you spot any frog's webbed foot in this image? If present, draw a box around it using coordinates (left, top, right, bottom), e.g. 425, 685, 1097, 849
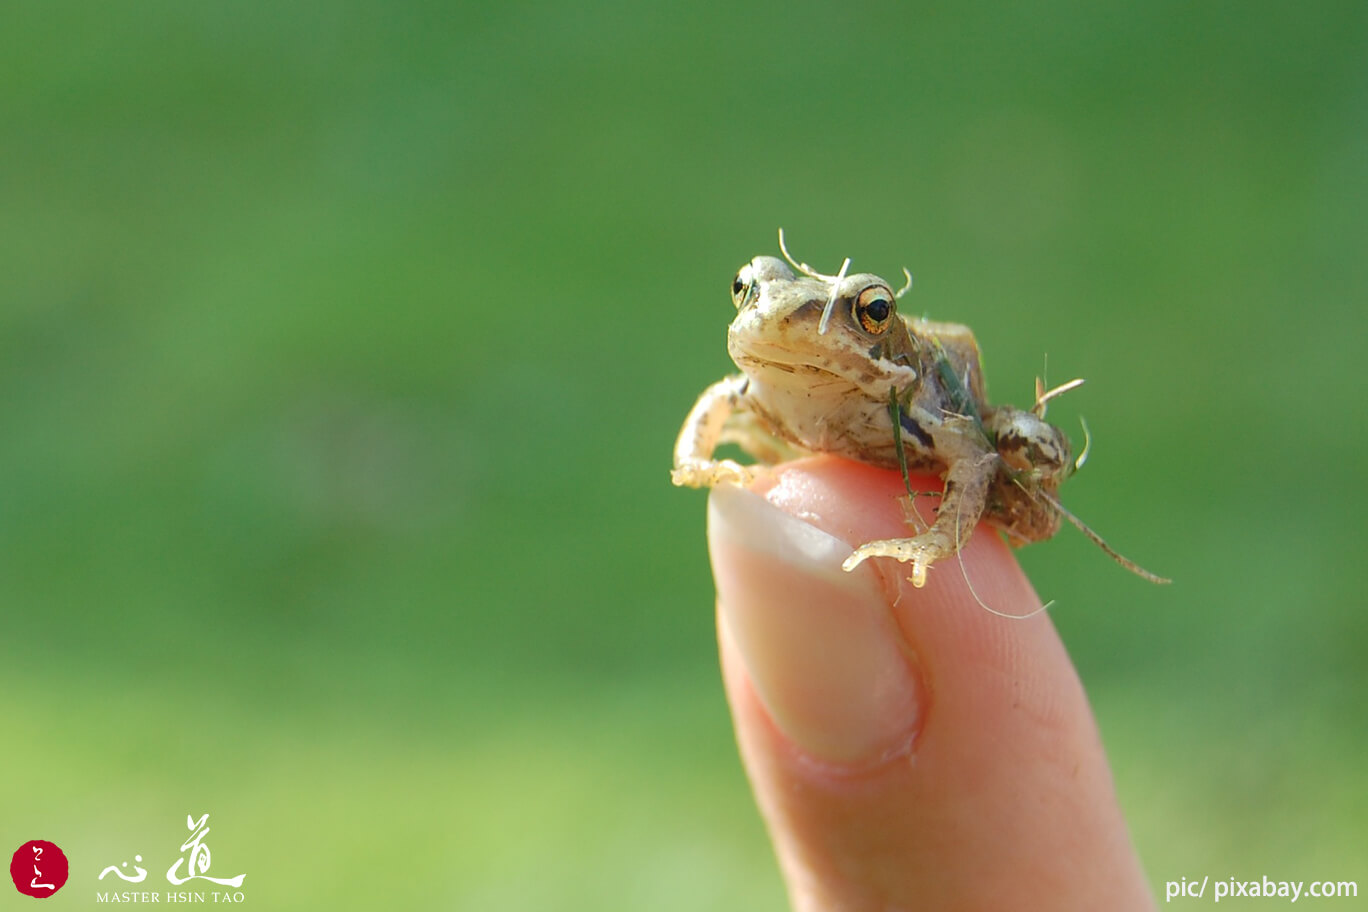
842, 453, 998, 588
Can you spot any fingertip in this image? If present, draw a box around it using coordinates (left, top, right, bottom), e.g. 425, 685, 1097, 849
713, 457, 1152, 909
707, 482, 923, 767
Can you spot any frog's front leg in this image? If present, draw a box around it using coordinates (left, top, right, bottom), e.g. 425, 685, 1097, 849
842, 452, 999, 588
671, 374, 759, 488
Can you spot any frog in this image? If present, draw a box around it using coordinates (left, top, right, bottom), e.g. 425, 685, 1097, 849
672, 231, 1168, 589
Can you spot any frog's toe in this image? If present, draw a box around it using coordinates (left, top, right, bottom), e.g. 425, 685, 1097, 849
840, 549, 871, 573
670, 466, 704, 487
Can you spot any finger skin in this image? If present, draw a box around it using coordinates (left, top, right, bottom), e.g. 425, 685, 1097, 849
715, 456, 1154, 911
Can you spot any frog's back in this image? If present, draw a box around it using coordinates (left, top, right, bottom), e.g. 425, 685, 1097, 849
906, 317, 978, 357
904, 316, 987, 406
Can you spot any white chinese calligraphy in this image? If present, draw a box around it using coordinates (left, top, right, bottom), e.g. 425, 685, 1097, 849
30, 844, 55, 891
165, 814, 245, 888
98, 854, 148, 883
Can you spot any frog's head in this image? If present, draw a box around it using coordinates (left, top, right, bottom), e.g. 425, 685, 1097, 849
726, 255, 914, 389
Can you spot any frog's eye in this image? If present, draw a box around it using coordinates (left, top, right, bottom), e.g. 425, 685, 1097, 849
853, 285, 895, 334
731, 270, 754, 309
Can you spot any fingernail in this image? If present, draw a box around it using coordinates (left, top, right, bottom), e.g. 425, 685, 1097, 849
708, 484, 922, 766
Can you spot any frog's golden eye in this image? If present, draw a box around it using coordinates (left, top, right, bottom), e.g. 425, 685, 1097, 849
853, 285, 895, 334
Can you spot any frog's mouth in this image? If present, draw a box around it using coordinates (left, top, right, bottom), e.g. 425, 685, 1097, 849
732, 332, 917, 396
731, 339, 870, 387
733, 340, 824, 370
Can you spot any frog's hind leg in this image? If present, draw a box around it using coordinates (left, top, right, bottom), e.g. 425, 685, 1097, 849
842, 453, 998, 588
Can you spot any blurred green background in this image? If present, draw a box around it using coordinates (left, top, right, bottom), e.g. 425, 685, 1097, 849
2, 0, 1363, 908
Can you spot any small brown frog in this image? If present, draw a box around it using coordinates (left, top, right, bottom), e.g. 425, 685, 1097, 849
672, 232, 1167, 589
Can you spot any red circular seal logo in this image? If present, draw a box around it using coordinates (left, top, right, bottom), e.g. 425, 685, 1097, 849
10, 841, 68, 898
